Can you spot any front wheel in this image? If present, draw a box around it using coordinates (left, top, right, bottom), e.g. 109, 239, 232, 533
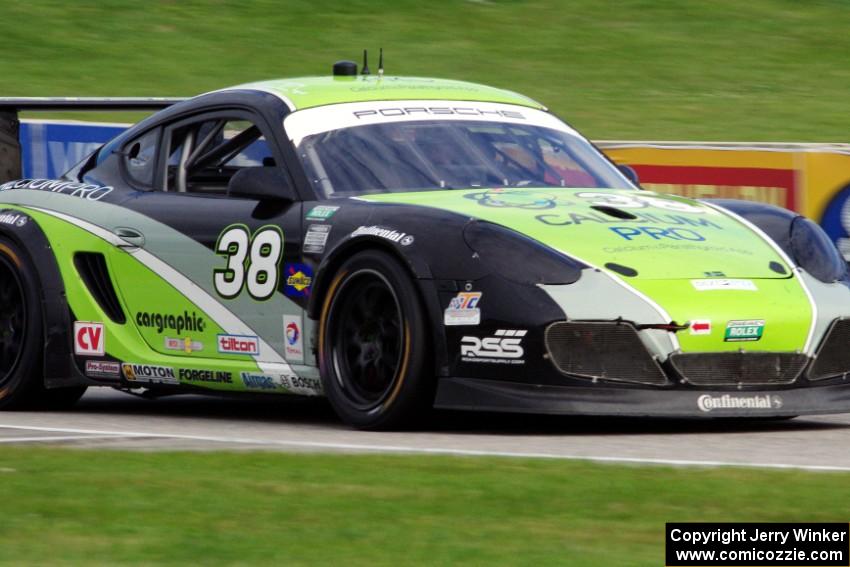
0, 237, 86, 410
319, 250, 433, 429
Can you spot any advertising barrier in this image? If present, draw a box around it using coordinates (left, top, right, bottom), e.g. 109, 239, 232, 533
16, 120, 850, 256
600, 141, 850, 258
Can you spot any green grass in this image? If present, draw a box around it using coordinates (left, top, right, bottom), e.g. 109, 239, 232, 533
0, 448, 848, 565
2, 1, 850, 140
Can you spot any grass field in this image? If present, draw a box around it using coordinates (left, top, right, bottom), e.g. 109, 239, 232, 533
2, 1, 850, 141
0, 448, 846, 566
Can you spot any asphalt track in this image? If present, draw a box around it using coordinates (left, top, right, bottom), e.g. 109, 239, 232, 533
1, 388, 849, 471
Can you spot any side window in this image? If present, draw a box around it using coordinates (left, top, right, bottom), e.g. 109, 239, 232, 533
123, 129, 159, 188
164, 117, 276, 194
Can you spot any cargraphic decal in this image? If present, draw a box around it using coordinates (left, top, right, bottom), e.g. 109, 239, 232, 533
136, 310, 206, 334
697, 394, 783, 412
0, 179, 113, 201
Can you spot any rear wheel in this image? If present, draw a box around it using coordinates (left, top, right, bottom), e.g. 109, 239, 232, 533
319, 250, 433, 429
0, 238, 86, 410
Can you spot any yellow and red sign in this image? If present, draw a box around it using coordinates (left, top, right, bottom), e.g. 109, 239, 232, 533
599, 142, 850, 253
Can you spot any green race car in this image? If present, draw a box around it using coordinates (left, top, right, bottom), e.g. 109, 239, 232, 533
0, 59, 848, 429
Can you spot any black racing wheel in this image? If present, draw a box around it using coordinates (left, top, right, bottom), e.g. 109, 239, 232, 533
0, 237, 86, 410
319, 249, 433, 429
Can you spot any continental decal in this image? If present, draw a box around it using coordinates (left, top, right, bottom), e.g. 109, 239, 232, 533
136, 310, 206, 334
0, 179, 113, 201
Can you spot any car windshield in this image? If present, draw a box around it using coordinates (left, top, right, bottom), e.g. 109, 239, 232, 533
287, 103, 633, 198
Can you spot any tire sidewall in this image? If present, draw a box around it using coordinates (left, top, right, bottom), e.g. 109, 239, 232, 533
0, 236, 44, 408
319, 249, 432, 429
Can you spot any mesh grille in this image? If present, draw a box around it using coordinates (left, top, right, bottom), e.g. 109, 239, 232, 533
544, 321, 667, 385
808, 319, 850, 381
670, 353, 807, 386
74, 252, 126, 324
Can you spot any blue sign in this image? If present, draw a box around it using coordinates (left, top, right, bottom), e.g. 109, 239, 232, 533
20, 121, 126, 179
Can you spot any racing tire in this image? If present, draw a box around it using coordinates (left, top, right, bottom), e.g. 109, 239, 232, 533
319, 249, 434, 430
0, 237, 86, 410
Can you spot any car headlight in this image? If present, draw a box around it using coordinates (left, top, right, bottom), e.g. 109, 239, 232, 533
790, 217, 847, 283
463, 221, 586, 285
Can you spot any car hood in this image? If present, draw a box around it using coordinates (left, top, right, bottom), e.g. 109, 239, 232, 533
360, 187, 791, 280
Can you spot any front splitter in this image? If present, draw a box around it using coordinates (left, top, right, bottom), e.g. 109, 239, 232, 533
434, 377, 850, 417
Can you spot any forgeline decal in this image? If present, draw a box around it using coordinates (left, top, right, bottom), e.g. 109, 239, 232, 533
122, 363, 178, 385
460, 329, 526, 364
179, 368, 233, 384
74, 321, 104, 356
0, 179, 113, 201
284, 263, 313, 298
724, 320, 765, 342
697, 394, 783, 412
213, 224, 283, 301
217, 334, 260, 355
136, 311, 206, 334
692, 279, 758, 292
444, 291, 482, 326
283, 315, 304, 361
164, 336, 203, 353
305, 205, 339, 220
351, 225, 414, 245
303, 224, 331, 254
85, 360, 121, 379
0, 211, 27, 227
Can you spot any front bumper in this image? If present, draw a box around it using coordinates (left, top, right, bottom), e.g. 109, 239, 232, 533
434, 377, 850, 417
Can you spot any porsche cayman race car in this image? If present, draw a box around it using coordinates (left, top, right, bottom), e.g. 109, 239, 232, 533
1, 60, 850, 429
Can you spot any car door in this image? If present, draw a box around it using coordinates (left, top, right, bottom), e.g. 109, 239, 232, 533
108, 108, 310, 369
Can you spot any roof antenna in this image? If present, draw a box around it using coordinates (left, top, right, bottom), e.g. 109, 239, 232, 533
378, 48, 384, 76
361, 49, 371, 75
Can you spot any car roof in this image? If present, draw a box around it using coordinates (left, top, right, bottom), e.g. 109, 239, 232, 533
220, 76, 547, 111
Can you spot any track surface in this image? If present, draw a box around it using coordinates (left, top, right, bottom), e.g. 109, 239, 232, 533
1, 388, 849, 471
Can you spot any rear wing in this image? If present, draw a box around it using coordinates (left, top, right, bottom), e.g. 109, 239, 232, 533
0, 97, 184, 183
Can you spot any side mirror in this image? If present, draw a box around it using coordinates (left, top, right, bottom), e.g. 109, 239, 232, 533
617, 164, 640, 186
228, 167, 297, 202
